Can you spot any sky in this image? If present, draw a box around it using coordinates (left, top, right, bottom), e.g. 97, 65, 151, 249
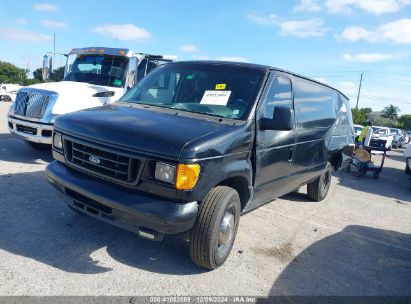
0, 0, 410, 113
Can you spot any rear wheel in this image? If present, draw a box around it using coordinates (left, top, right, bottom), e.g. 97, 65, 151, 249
307, 162, 332, 202
190, 186, 241, 270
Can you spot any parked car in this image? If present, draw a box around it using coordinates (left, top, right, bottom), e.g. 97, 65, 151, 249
46, 61, 354, 269
390, 128, 405, 149
353, 124, 363, 140
0, 94, 12, 102
371, 126, 393, 149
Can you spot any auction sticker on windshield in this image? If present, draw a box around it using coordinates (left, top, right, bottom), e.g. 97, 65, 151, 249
200, 90, 231, 106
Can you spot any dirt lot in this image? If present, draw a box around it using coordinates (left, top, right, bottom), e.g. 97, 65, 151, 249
0, 102, 410, 296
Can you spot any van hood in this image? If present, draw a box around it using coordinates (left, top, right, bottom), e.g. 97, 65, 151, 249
23, 81, 124, 114
54, 103, 245, 160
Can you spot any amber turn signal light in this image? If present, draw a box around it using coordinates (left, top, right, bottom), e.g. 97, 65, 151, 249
176, 164, 200, 190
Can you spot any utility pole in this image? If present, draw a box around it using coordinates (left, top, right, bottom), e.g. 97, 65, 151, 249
53, 33, 56, 72
355, 71, 364, 109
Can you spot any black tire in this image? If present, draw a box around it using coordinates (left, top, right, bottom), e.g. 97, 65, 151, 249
307, 162, 332, 202
345, 164, 351, 173
405, 165, 410, 175
26, 141, 51, 150
190, 186, 241, 270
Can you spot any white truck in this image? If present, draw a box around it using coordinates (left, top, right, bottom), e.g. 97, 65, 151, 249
7, 47, 175, 148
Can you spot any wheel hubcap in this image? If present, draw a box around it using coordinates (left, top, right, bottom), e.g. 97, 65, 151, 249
219, 211, 235, 246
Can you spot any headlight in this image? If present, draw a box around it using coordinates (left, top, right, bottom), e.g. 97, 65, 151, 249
8, 103, 15, 116
176, 164, 200, 190
155, 162, 176, 184
53, 132, 63, 151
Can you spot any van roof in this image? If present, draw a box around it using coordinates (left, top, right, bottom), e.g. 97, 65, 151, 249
173, 60, 349, 100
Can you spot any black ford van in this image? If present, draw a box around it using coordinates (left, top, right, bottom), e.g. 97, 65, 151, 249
46, 61, 354, 269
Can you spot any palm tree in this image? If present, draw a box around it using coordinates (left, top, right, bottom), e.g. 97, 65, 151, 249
382, 104, 400, 120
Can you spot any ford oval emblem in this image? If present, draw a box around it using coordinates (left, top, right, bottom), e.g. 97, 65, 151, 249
89, 155, 101, 165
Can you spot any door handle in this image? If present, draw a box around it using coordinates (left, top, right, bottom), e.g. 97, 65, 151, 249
288, 148, 293, 164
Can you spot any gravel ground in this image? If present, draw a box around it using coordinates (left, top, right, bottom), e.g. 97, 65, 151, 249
0, 102, 410, 296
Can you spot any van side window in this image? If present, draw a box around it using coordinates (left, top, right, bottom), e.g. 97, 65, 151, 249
263, 76, 292, 118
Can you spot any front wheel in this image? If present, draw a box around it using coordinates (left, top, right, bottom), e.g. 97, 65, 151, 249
307, 162, 332, 202
190, 186, 241, 270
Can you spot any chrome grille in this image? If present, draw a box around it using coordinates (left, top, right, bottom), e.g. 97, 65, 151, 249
14, 91, 50, 118
14, 92, 29, 116
65, 139, 140, 185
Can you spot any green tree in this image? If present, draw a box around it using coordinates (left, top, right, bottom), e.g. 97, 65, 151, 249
398, 114, 411, 130
351, 107, 373, 125
33, 68, 43, 81
371, 116, 396, 127
50, 66, 65, 82
382, 104, 400, 120
0, 61, 26, 84
351, 108, 366, 125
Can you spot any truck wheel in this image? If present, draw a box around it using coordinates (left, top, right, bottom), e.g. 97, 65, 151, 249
307, 162, 332, 202
26, 141, 50, 150
190, 186, 241, 270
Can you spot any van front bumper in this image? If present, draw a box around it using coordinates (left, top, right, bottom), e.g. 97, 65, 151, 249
8, 116, 53, 144
46, 161, 198, 239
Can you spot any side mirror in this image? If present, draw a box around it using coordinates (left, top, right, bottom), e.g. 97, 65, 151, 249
42, 54, 52, 81
260, 106, 295, 131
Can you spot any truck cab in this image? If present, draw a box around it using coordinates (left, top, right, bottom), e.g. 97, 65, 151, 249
7, 47, 175, 147
46, 61, 354, 270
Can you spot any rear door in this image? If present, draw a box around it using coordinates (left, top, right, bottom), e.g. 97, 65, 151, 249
253, 74, 297, 206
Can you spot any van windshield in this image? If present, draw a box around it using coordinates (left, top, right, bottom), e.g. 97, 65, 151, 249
120, 62, 266, 119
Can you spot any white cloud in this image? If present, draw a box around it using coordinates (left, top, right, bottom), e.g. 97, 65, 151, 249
16, 18, 28, 25
339, 26, 379, 42
379, 19, 411, 43
0, 28, 51, 42
247, 13, 278, 25
179, 45, 199, 53
248, 13, 327, 38
294, 0, 322, 12
217, 56, 249, 62
192, 55, 210, 60
342, 53, 401, 62
93, 24, 151, 41
41, 20, 68, 28
336, 81, 357, 96
33, 3, 58, 11
279, 19, 327, 37
325, 0, 411, 15
339, 19, 411, 44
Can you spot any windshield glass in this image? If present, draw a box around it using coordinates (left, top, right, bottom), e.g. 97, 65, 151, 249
64, 54, 129, 88
120, 62, 266, 119
374, 128, 387, 136
354, 126, 362, 132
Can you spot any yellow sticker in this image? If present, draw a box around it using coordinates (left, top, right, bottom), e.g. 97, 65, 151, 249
215, 83, 226, 90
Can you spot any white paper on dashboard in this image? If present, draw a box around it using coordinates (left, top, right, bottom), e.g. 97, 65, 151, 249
200, 90, 232, 106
